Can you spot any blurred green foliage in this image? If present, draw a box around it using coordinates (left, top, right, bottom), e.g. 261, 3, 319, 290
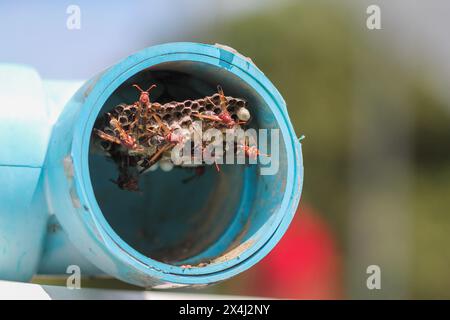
33, 1, 450, 299
203, 2, 358, 241
198, 1, 450, 298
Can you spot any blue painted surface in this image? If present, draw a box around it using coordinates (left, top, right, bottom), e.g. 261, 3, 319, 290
0, 43, 303, 287
0, 65, 52, 281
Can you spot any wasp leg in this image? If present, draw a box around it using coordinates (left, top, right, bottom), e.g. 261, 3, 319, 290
138, 143, 175, 174
151, 112, 172, 136
94, 129, 121, 145
217, 85, 228, 112
191, 113, 221, 122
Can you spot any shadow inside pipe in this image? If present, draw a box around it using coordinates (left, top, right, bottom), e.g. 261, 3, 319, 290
88, 61, 286, 266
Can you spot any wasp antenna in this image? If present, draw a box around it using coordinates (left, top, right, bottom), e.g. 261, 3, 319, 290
146, 84, 157, 92
217, 85, 228, 111
132, 84, 145, 92
206, 96, 216, 106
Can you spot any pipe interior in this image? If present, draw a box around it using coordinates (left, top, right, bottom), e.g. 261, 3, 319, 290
88, 61, 287, 266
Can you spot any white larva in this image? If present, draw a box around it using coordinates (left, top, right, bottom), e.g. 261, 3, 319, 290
237, 107, 251, 121
159, 160, 174, 172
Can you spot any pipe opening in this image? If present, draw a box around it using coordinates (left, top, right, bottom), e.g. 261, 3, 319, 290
88, 61, 287, 267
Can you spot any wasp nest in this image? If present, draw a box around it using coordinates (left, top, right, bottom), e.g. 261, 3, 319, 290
92, 85, 254, 191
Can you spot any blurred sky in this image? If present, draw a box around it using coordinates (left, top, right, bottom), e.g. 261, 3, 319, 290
0, 0, 279, 79
0, 0, 449, 103
353, 0, 450, 107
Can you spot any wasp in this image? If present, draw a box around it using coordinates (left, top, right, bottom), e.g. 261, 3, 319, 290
152, 112, 186, 144
134, 112, 186, 174
192, 86, 248, 128
239, 138, 269, 160
109, 154, 141, 192
241, 144, 268, 159
132, 84, 157, 109
129, 84, 159, 135
112, 167, 140, 192
94, 113, 144, 152
138, 142, 175, 174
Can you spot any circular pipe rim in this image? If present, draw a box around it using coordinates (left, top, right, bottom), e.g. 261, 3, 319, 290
71, 42, 303, 284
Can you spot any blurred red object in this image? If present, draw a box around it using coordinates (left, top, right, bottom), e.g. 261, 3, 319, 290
224, 204, 343, 299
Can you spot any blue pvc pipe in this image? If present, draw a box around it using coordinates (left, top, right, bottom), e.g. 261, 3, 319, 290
0, 43, 303, 288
